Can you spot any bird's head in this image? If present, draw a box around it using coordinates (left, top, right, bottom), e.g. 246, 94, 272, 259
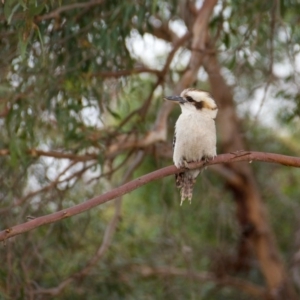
164, 88, 218, 118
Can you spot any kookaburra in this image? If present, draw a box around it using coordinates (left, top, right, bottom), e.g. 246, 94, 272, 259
165, 88, 218, 205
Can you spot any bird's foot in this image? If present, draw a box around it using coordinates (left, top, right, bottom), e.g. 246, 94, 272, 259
202, 155, 214, 165
183, 160, 190, 168
200, 155, 214, 171
178, 158, 190, 169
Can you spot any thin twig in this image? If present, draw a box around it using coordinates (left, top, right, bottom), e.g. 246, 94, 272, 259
36, 0, 104, 21
0, 148, 98, 161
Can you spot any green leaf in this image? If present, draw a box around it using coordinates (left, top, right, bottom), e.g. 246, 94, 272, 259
4, 0, 20, 24
151, 0, 157, 14
28, 2, 45, 17
8, 138, 22, 167
35, 26, 45, 57
18, 33, 29, 60
228, 55, 236, 70
279, 0, 286, 18
107, 107, 121, 120
224, 32, 230, 49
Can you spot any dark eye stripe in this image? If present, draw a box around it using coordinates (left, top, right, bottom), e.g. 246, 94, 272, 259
195, 101, 203, 109
186, 96, 194, 102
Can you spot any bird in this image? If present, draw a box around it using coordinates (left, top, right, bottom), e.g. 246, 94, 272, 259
164, 88, 218, 205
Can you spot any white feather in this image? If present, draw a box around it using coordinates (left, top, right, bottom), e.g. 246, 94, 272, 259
173, 90, 217, 169
173, 110, 217, 167
167, 88, 218, 203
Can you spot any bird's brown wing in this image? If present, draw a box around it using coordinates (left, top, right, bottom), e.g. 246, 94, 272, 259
172, 134, 176, 151
173, 134, 183, 188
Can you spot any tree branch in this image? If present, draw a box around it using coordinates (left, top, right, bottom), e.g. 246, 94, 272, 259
0, 161, 96, 213
151, 0, 217, 139
36, 0, 105, 21
89, 67, 161, 79
203, 35, 298, 298
33, 151, 146, 297
131, 265, 268, 299
0, 148, 98, 161
1, 151, 300, 242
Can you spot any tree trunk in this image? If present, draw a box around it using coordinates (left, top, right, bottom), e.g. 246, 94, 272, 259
203, 47, 297, 299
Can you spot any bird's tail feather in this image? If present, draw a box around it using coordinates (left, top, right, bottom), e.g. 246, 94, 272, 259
176, 172, 196, 205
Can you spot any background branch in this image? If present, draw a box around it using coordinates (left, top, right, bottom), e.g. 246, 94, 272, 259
36, 0, 105, 21
33, 151, 146, 297
0, 148, 98, 161
131, 265, 268, 299
1, 151, 300, 242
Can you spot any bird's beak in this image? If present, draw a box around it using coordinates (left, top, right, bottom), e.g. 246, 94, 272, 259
164, 95, 186, 104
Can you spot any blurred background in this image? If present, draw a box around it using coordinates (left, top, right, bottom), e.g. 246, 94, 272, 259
1, 0, 300, 299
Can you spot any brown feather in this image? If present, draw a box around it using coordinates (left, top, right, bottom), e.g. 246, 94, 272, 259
176, 171, 196, 205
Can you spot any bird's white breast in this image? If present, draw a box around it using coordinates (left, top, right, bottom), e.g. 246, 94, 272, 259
173, 112, 217, 168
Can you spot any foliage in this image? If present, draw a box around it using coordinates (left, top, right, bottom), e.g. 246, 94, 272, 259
1, 0, 300, 299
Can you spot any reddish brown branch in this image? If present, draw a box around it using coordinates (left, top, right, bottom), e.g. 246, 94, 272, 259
151, 0, 217, 137
0, 151, 300, 242
34, 152, 146, 297
105, 33, 191, 153
0, 161, 96, 213
36, 0, 104, 21
203, 36, 297, 298
0, 148, 97, 161
89, 67, 161, 79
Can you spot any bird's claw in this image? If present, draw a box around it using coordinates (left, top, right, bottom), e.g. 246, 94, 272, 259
203, 155, 214, 165
183, 160, 189, 168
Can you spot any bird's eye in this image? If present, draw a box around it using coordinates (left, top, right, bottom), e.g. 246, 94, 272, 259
195, 101, 204, 110
186, 96, 194, 102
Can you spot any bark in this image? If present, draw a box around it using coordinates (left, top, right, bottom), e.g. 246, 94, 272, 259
203, 46, 297, 299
